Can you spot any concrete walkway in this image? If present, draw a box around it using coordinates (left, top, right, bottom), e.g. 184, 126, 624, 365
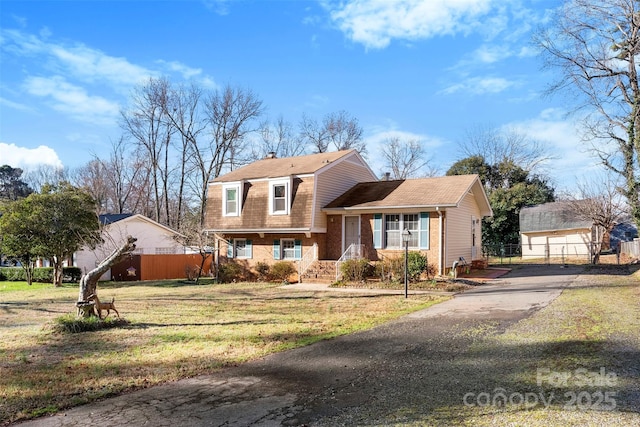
16, 265, 582, 427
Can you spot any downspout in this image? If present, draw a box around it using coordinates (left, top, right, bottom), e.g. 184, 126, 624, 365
437, 208, 444, 276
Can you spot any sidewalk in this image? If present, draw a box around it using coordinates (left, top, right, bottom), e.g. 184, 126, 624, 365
283, 267, 511, 295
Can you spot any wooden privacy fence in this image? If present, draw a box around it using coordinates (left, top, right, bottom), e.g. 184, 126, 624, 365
111, 254, 213, 281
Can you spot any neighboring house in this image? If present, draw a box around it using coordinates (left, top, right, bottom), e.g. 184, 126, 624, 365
519, 201, 596, 259
205, 150, 492, 278
75, 213, 187, 280
609, 215, 638, 250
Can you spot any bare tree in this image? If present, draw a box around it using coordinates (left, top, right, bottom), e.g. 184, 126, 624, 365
74, 139, 150, 216
257, 115, 306, 159
459, 124, 553, 174
299, 113, 329, 153
73, 159, 109, 215
120, 77, 175, 224
174, 209, 213, 284
324, 110, 365, 153
380, 137, 435, 179
300, 110, 365, 154
164, 83, 207, 230
185, 85, 263, 227
535, 0, 640, 227
105, 139, 150, 215
23, 164, 68, 193
564, 173, 627, 263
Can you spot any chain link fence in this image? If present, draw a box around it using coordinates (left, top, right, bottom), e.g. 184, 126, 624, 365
482, 242, 611, 266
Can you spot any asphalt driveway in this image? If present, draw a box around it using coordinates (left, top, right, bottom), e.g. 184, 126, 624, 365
17, 265, 586, 426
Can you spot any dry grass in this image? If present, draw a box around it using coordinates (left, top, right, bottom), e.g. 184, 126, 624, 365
0, 280, 446, 425
417, 265, 640, 426
309, 264, 640, 426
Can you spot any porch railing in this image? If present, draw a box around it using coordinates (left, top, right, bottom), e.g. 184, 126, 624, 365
335, 244, 365, 281
297, 242, 318, 283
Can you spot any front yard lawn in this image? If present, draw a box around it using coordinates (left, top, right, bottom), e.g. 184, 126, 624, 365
0, 280, 446, 425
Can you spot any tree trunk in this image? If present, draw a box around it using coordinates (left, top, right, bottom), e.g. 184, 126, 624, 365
52, 256, 64, 288
77, 236, 137, 317
195, 250, 210, 285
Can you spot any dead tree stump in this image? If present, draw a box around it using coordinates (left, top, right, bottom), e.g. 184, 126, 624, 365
77, 235, 137, 318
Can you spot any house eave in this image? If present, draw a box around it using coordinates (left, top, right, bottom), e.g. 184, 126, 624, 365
521, 226, 593, 234
205, 228, 317, 238
323, 204, 458, 214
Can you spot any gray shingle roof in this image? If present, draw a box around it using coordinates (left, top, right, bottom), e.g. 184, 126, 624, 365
519, 201, 593, 233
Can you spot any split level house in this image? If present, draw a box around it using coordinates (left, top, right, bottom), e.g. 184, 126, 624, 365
204, 149, 492, 281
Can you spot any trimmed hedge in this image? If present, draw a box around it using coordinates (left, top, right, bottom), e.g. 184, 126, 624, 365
0, 266, 82, 283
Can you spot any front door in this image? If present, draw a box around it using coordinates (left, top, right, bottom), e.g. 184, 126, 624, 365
344, 216, 360, 255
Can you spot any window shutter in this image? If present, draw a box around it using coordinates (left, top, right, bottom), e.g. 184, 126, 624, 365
420, 212, 430, 249
373, 214, 382, 249
294, 240, 302, 259
246, 239, 252, 258
273, 240, 280, 259
227, 240, 234, 258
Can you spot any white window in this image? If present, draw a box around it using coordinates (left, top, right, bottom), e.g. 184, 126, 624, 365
384, 213, 420, 248
223, 184, 241, 216
281, 239, 296, 259
403, 214, 419, 247
385, 214, 401, 248
269, 179, 290, 215
229, 239, 252, 259
235, 239, 248, 258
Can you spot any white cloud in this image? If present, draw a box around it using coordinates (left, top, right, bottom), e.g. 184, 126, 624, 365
0, 96, 32, 112
0, 142, 63, 169
441, 76, 515, 95
366, 128, 443, 149
1, 28, 153, 92
202, 0, 232, 15
2, 28, 220, 108
24, 76, 120, 125
505, 109, 600, 191
49, 44, 153, 87
472, 44, 511, 64
304, 94, 331, 110
324, 0, 495, 49
158, 60, 202, 79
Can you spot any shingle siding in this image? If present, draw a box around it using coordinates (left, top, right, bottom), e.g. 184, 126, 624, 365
207, 177, 315, 230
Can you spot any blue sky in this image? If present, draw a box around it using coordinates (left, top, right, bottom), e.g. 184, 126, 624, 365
0, 0, 598, 193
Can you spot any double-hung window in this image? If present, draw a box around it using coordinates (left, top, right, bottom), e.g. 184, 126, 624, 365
385, 214, 401, 248
281, 239, 296, 259
223, 183, 241, 216
273, 239, 302, 260
376, 213, 428, 249
269, 179, 290, 215
228, 238, 252, 259
403, 214, 419, 247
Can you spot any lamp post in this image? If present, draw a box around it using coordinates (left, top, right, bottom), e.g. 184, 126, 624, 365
402, 228, 411, 298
